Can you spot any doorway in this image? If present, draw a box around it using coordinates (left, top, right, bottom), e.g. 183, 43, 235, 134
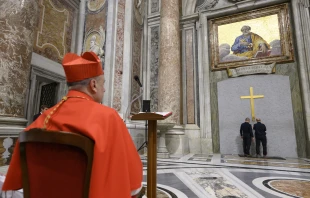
26, 66, 66, 125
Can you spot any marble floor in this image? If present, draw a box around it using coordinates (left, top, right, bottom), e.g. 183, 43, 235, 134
0, 154, 310, 197
140, 154, 310, 198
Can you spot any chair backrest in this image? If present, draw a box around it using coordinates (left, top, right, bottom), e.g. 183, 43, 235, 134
19, 128, 94, 198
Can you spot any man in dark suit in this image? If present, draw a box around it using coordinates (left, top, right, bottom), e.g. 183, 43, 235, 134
253, 118, 267, 157
240, 117, 254, 156
33, 105, 48, 121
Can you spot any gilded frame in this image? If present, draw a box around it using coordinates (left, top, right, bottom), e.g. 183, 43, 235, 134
209, 3, 294, 71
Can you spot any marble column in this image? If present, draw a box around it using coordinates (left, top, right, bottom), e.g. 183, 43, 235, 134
158, 0, 181, 124
157, 0, 183, 158
0, 0, 38, 120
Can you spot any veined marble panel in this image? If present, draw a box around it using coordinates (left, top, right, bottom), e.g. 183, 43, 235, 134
269, 180, 310, 197
185, 30, 195, 124
210, 70, 228, 153
150, 26, 160, 112
34, 0, 74, 63
130, 18, 143, 113
112, 0, 126, 111
0, 0, 38, 117
134, 0, 145, 26
186, 169, 248, 197
275, 64, 307, 157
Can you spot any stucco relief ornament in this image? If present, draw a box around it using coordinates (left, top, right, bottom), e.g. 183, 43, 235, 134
86, 26, 106, 68
196, 0, 219, 11
88, 0, 106, 12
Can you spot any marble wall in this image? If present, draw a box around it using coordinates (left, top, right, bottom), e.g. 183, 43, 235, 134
33, 0, 74, 63
112, 0, 126, 111
0, 0, 39, 117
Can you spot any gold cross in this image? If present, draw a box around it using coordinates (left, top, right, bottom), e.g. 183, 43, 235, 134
240, 87, 264, 121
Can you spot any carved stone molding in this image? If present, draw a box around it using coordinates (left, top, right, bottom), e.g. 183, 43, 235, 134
183, 0, 197, 16
196, 0, 219, 12
150, 0, 160, 14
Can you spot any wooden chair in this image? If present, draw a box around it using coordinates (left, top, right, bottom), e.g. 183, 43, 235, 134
19, 128, 94, 198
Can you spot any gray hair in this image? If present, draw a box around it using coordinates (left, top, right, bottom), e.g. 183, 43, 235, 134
241, 25, 251, 32
245, 117, 250, 121
67, 76, 100, 89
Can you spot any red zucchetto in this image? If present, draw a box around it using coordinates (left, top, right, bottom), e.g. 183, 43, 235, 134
62, 52, 104, 83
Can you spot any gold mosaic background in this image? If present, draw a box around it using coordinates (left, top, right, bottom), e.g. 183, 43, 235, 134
218, 14, 280, 55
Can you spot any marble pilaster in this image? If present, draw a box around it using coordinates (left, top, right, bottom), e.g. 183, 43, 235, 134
76, 0, 86, 55
197, 13, 213, 154
158, 0, 181, 124
121, 0, 133, 117
292, 0, 310, 158
103, 0, 121, 106
0, 0, 38, 119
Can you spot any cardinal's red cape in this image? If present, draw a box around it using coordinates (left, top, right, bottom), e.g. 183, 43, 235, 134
2, 90, 142, 198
